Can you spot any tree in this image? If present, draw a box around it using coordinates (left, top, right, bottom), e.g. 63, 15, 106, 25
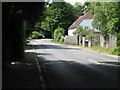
73, 2, 84, 18
29, 31, 44, 39
88, 2, 120, 36
2, 2, 45, 63
41, 2, 76, 38
88, 2, 108, 37
73, 26, 84, 36
73, 26, 94, 39
88, 2, 120, 55
73, 26, 92, 36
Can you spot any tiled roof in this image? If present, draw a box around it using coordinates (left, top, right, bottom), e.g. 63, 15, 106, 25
68, 13, 93, 29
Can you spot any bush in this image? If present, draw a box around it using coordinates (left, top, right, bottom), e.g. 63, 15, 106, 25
28, 31, 44, 39
93, 40, 99, 46
86, 31, 95, 40
111, 46, 119, 55
56, 33, 62, 42
73, 26, 83, 36
54, 27, 64, 42
59, 35, 64, 43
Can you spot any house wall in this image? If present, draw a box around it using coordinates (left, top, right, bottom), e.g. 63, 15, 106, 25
68, 28, 76, 36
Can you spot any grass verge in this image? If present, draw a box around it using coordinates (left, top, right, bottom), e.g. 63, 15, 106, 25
52, 41, 118, 55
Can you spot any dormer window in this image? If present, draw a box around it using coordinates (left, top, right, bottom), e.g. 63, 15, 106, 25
84, 26, 88, 29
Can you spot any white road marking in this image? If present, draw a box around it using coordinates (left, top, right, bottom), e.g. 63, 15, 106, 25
89, 59, 101, 65
89, 59, 119, 67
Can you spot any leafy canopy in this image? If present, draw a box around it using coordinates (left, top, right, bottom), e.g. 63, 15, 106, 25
41, 2, 76, 38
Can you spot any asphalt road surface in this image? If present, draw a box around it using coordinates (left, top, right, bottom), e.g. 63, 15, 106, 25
29, 39, 119, 88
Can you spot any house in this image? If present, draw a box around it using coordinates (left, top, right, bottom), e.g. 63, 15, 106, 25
66, 12, 101, 47
65, 12, 117, 49
68, 12, 101, 36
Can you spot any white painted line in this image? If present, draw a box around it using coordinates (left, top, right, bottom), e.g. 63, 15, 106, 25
89, 59, 101, 65
89, 59, 119, 67
105, 59, 120, 62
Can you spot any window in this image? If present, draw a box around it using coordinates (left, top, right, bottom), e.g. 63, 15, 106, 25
84, 26, 88, 29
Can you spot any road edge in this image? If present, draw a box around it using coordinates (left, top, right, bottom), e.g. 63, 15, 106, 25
32, 44, 47, 90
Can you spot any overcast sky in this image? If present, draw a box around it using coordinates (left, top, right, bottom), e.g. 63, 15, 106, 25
64, 0, 85, 5
47, 0, 85, 5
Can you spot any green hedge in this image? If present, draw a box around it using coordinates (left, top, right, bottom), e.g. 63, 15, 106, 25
54, 27, 64, 43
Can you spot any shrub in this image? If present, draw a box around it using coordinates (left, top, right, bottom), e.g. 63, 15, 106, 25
93, 40, 99, 46
111, 46, 119, 55
56, 33, 61, 42
59, 35, 64, 43
29, 31, 44, 39
54, 27, 64, 42
73, 26, 83, 36
86, 31, 95, 40
73, 26, 94, 39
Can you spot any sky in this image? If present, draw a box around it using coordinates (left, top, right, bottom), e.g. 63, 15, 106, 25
64, 0, 86, 5
47, 0, 86, 5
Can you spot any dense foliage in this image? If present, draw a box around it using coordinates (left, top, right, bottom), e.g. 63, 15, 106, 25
73, 2, 84, 18
28, 31, 44, 39
88, 2, 120, 55
41, 2, 76, 38
33, 21, 51, 39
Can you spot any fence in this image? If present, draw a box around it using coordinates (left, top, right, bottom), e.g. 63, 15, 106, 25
64, 36, 79, 45
100, 35, 117, 49
64, 35, 117, 49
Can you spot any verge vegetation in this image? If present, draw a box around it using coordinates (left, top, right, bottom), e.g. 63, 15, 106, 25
52, 41, 118, 55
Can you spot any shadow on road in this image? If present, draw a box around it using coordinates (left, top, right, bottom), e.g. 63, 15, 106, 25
2, 50, 43, 88
98, 61, 120, 65
37, 57, 119, 88
3, 44, 119, 88
26, 42, 119, 88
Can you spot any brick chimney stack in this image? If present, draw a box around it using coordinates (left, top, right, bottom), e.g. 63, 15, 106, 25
83, 5, 88, 14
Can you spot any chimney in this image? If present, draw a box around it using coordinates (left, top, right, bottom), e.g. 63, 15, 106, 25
83, 5, 88, 14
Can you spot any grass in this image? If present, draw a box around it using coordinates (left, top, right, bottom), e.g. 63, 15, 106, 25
52, 41, 118, 55
86, 46, 113, 55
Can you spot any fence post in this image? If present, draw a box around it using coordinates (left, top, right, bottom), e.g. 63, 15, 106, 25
88, 39, 92, 47
83, 37, 85, 46
77, 36, 79, 45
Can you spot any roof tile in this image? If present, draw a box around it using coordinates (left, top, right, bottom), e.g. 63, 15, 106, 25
68, 13, 93, 29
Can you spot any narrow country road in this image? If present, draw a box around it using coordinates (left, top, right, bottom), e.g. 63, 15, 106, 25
29, 39, 119, 88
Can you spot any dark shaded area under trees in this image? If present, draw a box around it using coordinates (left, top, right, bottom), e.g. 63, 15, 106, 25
2, 2, 45, 63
